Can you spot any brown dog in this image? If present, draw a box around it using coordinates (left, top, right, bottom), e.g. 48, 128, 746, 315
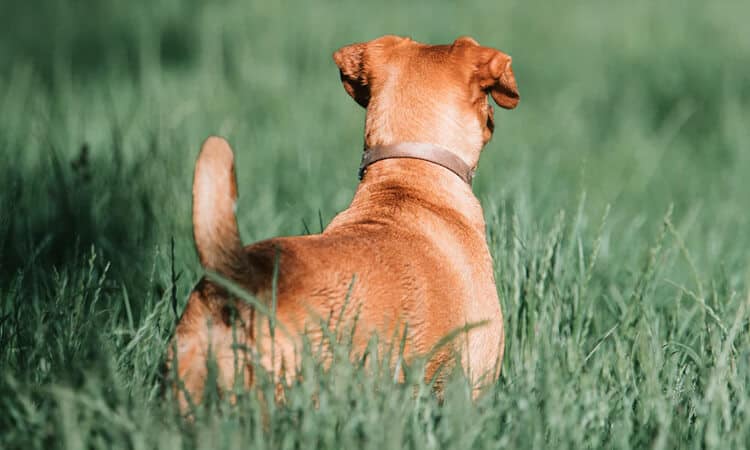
166, 35, 519, 409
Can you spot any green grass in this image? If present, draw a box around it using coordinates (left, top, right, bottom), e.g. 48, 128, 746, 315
2, 0, 750, 448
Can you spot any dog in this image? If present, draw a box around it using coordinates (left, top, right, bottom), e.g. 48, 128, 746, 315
166, 35, 519, 410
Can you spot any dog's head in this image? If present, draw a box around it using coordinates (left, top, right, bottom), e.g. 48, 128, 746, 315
333, 35, 519, 168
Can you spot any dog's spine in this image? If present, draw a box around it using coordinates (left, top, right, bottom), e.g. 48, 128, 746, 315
192, 136, 247, 279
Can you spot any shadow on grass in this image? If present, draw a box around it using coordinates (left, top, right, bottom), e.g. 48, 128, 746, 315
0, 134, 179, 296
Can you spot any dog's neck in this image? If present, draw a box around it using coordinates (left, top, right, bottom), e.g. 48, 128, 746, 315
359, 142, 475, 185
327, 155, 486, 235
362, 91, 486, 169
332, 91, 490, 234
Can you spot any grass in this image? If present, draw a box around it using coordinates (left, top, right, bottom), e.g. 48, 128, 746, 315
1, 0, 750, 447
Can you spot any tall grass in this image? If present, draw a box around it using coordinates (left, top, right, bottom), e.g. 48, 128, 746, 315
1, 0, 749, 448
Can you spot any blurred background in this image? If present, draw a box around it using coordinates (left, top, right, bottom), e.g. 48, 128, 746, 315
2, 0, 748, 280
1, 0, 748, 280
1, 0, 750, 447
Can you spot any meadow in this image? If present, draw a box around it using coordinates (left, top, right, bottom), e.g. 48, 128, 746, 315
1, 0, 750, 448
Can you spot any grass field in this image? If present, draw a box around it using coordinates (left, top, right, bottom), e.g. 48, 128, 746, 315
2, 0, 750, 448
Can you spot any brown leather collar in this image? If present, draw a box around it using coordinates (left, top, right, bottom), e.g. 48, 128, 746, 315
358, 142, 475, 185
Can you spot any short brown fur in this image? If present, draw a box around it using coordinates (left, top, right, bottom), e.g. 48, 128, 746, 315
166, 35, 519, 410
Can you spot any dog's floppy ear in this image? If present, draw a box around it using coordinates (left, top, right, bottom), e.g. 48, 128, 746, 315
333, 42, 370, 108
469, 43, 520, 110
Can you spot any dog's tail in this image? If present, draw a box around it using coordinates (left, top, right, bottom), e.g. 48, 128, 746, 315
192, 136, 247, 279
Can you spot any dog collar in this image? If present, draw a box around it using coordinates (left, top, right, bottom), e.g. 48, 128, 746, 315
358, 142, 475, 185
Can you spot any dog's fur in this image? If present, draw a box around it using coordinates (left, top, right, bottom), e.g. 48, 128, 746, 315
166, 35, 519, 409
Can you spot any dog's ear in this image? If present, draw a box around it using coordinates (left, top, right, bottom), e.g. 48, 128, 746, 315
333, 36, 409, 108
463, 41, 519, 110
333, 42, 370, 108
